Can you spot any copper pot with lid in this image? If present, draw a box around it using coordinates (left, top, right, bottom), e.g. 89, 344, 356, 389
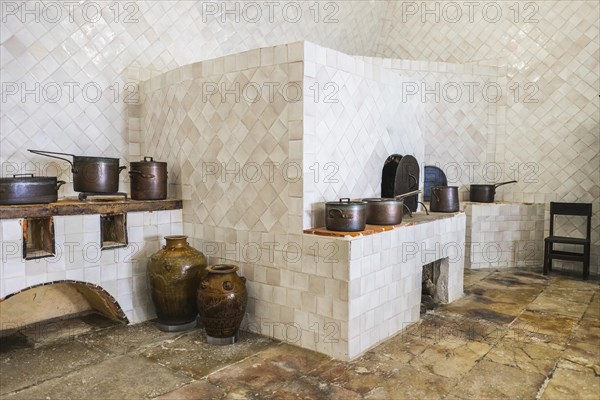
129, 156, 168, 200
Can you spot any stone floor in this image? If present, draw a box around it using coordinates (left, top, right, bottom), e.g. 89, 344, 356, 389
1, 268, 598, 399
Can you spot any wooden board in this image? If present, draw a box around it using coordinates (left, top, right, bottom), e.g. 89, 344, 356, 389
0, 198, 182, 219
304, 224, 398, 238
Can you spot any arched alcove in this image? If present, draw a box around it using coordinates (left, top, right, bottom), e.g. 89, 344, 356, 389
0, 281, 128, 332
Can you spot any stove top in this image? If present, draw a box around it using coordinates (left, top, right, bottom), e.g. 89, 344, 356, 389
77, 192, 128, 201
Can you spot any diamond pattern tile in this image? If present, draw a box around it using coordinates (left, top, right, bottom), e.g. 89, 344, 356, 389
141, 47, 299, 234
375, 0, 599, 273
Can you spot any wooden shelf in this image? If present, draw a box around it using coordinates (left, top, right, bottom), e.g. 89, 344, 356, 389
0, 198, 182, 220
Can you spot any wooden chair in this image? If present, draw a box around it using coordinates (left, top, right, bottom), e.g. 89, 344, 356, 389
543, 202, 592, 280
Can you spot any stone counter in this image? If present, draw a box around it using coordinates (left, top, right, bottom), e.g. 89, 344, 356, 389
240, 212, 466, 360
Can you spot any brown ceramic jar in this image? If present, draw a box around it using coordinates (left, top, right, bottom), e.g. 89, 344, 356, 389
197, 264, 248, 344
148, 235, 207, 331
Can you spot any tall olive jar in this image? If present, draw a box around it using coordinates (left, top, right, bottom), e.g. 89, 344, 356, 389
148, 235, 207, 332
197, 264, 247, 345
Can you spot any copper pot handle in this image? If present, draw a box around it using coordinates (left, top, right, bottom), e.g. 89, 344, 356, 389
128, 170, 155, 179
328, 208, 353, 219
56, 180, 66, 190
28, 149, 75, 172
144, 156, 154, 162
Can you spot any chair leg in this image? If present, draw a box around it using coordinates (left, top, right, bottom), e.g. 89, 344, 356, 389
583, 244, 590, 280
543, 241, 550, 275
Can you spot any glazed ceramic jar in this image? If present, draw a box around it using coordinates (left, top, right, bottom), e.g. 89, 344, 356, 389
197, 264, 248, 345
148, 235, 207, 331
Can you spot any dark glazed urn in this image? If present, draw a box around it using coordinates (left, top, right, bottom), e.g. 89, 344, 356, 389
148, 235, 207, 332
197, 264, 248, 345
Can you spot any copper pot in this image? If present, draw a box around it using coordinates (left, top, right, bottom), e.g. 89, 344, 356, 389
470, 181, 517, 203
0, 174, 65, 205
28, 149, 126, 193
325, 198, 367, 231
430, 186, 460, 212
129, 156, 167, 200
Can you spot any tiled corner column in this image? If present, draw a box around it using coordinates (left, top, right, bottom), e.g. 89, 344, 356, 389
464, 202, 544, 269
346, 213, 466, 359
0, 210, 182, 323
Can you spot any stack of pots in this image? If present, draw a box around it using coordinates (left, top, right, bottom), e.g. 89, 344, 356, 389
129, 156, 168, 200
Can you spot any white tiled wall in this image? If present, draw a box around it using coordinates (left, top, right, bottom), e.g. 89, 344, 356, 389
464, 202, 545, 269
1, 0, 386, 194
0, 210, 182, 323
303, 43, 426, 228
346, 213, 466, 359
375, 0, 599, 273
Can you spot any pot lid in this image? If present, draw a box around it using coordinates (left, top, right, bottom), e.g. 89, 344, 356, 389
131, 156, 167, 165
362, 197, 404, 204
325, 198, 367, 206
0, 174, 58, 184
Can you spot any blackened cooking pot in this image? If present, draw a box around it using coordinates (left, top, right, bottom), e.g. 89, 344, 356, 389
325, 198, 367, 232
470, 180, 517, 203
129, 156, 168, 200
430, 186, 460, 212
0, 174, 65, 205
29, 149, 126, 193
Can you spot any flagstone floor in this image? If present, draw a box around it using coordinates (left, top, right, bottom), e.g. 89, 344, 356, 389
1, 268, 598, 399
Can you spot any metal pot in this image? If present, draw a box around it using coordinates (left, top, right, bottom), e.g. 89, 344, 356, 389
129, 156, 168, 200
430, 186, 460, 212
470, 181, 517, 203
29, 149, 126, 193
360, 190, 422, 225
0, 174, 65, 205
325, 198, 367, 232
362, 198, 405, 225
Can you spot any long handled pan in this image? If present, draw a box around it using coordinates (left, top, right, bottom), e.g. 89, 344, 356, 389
469, 180, 517, 203
28, 149, 126, 193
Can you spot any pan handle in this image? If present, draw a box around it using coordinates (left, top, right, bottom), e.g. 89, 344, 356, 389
118, 166, 127, 173
328, 208, 353, 219
56, 180, 66, 190
129, 170, 155, 179
432, 187, 441, 202
394, 189, 421, 200
402, 203, 413, 218
28, 149, 75, 171
494, 180, 517, 189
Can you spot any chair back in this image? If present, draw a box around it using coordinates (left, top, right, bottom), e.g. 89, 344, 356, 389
549, 202, 592, 238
